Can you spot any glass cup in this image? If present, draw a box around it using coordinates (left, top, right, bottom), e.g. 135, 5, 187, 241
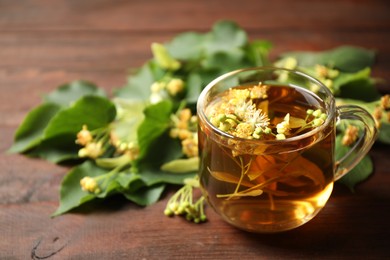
197, 67, 378, 233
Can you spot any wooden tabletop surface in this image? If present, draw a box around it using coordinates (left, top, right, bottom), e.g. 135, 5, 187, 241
1, 0, 389, 259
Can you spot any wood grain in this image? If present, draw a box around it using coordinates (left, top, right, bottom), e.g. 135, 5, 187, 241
0, 0, 389, 259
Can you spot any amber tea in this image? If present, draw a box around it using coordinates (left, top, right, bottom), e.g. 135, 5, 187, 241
198, 83, 336, 232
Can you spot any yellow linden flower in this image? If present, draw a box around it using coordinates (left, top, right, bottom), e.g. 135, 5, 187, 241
182, 136, 198, 158
167, 78, 184, 96
250, 83, 269, 99
80, 176, 101, 194
76, 125, 93, 146
380, 94, 390, 110
276, 113, 290, 135
78, 142, 104, 159
235, 123, 254, 139
228, 88, 250, 101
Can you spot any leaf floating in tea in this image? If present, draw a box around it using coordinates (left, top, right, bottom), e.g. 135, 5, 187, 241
282, 155, 326, 188
247, 155, 276, 181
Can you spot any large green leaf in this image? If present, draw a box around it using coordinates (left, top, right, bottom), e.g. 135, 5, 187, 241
9, 103, 61, 153
44, 96, 116, 139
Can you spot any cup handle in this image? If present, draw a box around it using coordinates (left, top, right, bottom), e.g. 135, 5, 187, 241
334, 105, 378, 180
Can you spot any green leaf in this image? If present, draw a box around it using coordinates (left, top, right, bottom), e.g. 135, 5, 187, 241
123, 183, 166, 206
338, 155, 373, 192
185, 72, 203, 104
378, 122, 390, 144
137, 100, 173, 159
166, 32, 206, 61
9, 103, 61, 153
44, 80, 106, 106
28, 134, 80, 163
322, 46, 375, 72
44, 96, 116, 139
246, 40, 273, 66
23, 96, 116, 163
201, 49, 248, 72
281, 46, 375, 72
140, 167, 196, 186
204, 20, 248, 54
52, 161, 107, 216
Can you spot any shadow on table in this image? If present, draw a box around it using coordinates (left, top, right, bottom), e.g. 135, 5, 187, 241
229, 184, 389, 257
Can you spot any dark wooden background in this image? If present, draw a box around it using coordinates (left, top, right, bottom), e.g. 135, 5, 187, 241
1, 0, 389, 259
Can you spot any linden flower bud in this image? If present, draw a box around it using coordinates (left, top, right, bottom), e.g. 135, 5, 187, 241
78, 142, 104, 159
312, 109, 322, 118
167, 78, 184, 96
179, 108, 192, 122
80, 176, 100, 193
150, 92, 164, 104
76, 125, 93, 146
284, 57, 298, 70
182, 137, 198, 158
306, 109, 314, 115
373, 106, 383, 128
276, 134, 286, 140
264, 127, 272, 134
150, 82, 165, 93
312, 118, 325, 127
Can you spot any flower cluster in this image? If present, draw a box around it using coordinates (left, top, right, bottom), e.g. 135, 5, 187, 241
76, 125, 105, 159
170, 108, 199, 158
208, 83, 271, 140
164, 178, 207, 223
75, 125, 139, 195
150, 78, 185, 104
314, 64, 339, 92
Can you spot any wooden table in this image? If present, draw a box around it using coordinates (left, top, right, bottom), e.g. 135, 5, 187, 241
1, 0, 389, 259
